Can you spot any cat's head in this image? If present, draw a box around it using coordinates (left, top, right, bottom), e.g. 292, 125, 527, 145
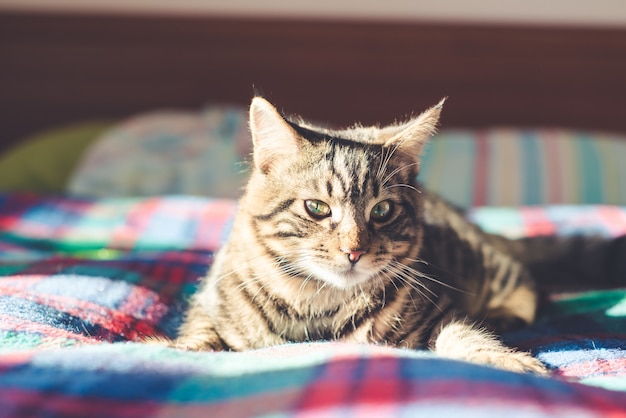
244, 97, 443, 290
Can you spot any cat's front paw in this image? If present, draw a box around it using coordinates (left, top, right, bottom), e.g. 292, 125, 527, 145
433, 320, 548, 374
172, 335, 227, 352
482, 350, 548, 375
142, 335, 175, 347
141, 333, 226, 351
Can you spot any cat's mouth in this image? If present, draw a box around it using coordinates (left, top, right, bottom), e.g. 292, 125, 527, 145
302, 259, 382, 290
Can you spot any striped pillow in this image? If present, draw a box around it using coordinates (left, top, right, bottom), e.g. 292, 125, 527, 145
419, 128, 626, 207
68, 106, 251, 199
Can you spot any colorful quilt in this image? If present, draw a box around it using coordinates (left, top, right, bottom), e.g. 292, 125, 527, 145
0, 193, 625, 417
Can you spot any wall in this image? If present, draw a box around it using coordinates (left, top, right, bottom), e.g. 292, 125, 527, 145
1, 0, 626, 28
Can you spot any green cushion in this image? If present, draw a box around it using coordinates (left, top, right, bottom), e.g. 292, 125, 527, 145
0, 122, 112, 194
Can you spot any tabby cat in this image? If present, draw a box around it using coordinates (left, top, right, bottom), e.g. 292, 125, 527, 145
167, 97, 581, 374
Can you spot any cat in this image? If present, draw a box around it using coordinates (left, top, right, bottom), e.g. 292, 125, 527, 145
167, 96, 554, 373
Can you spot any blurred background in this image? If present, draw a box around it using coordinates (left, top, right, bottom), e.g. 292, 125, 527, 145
1, 0, 626, 153
3, 0, 626, 26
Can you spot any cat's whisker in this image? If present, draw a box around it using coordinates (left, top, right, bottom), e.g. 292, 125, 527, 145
386, 261, 438, 297
380, 161, 420, 188
357, 283, 369, 306
294, 273, 316, 306
382, 264, 429, 310
395, 259, 471, 295
382, 140, 406, 170
377, 270, 403, 309
388, 261, 447, 312
370, 271, 388, 307
212, 252, 275, 286
381, 160, 415, 182
405, 257, 429, 265
382, 270, 401, 293
228, 252, 307, 294
377, 144, 397, 182
247, 275, 275, 304
395, 275, 443, 313
383, 183, 420, 193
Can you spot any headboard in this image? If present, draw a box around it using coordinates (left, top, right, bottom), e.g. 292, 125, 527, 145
2, 11, 626, 153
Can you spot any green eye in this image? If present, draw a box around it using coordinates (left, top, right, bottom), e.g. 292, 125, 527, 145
370, 200, 393, 222
305, 200, 332, 219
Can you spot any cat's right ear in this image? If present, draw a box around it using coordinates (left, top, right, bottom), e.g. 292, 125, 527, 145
249, 97, 301, 174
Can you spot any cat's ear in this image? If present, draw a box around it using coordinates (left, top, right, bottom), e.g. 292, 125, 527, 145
249, 97, 301, 174
384, 98, 446, 158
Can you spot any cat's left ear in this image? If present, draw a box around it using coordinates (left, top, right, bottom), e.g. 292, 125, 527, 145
249, 96, 301, 174
383, 98, 446, 158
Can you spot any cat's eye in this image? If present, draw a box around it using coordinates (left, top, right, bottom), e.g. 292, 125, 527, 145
305, 199, 332, 219
370, 200, 394, 223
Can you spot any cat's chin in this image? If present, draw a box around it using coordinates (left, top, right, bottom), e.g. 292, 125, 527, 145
304, 263, 378, 290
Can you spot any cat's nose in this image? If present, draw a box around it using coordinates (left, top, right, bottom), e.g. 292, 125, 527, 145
346, 249, 367, 264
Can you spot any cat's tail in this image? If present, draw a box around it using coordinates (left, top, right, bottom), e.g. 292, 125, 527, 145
490, 234, 626, 290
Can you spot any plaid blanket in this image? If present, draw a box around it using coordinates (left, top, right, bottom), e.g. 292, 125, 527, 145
0, 194, 625, 417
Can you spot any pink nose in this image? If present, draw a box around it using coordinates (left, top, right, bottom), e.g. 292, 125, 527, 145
347, 250, 367, 263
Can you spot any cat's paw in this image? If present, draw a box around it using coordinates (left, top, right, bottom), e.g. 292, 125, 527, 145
481, 350, 548, 375
141, 335, 175, 347
141, 335, 225, 351
171, 336, 227, 352
433, 320, 548, 374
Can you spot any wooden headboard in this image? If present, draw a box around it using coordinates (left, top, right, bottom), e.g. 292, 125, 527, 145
2, 11, 626, 153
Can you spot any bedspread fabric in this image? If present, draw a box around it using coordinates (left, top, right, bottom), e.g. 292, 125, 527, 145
0, 193, 625, 417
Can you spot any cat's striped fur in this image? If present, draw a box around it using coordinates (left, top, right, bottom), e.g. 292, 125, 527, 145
171, 97, 546, 373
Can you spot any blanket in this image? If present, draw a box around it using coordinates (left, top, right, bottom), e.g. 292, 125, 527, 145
0, 194, 625, 417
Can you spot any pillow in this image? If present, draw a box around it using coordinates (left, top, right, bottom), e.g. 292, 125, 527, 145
67, 106, 251, 199
66, 112, 626, 207
420, 128, 626, 207
0, 122, 112, 194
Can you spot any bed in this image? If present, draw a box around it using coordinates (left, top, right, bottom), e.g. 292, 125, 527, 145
1, 10, 626, 417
